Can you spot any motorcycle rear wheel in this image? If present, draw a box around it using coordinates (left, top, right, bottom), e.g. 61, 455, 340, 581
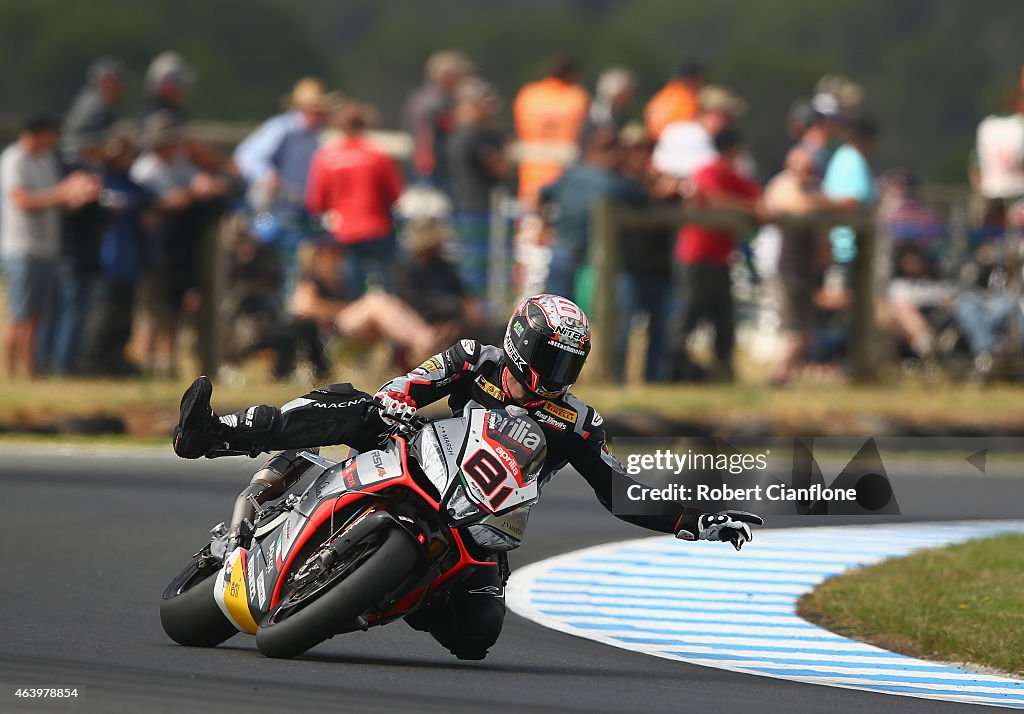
160, 560, 238, 647
256, 526, 420, 659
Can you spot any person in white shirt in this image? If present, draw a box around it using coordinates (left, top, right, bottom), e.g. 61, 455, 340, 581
1, 113, 99, 378
975, 92, 1024, 226
652, 85, 754, 181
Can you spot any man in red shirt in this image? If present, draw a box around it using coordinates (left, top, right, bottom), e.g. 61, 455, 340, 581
306, 101, 404, 296
670, 127, 761, 381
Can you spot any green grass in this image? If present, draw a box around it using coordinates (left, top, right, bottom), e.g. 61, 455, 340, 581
3, 374, 1024, 439
798, 534, 1024, 676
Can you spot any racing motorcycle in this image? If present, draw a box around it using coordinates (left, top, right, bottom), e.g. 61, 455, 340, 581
160, 401, 545, 659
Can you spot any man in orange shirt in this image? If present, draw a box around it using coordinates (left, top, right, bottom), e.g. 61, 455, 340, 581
513, 56, 590, 208
644, 61, 705, 141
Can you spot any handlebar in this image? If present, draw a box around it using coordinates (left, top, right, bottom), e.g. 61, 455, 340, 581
370, 397, 430, 429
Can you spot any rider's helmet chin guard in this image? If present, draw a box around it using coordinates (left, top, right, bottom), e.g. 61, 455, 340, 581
502, 294, 591, 401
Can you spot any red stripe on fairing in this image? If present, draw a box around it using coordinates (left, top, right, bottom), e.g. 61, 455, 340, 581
270, 495, 355, 608
269, 436, 439, 609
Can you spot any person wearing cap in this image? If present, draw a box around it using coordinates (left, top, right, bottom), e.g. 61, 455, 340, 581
652, 84, 750, 181
234, 77, 338, 297
402, 51, 476, 189
1, 114, 101, 379
668, 127, 763, 382
130, 111, 229, 377
644, 60, 705, 141
513, 55, 591, 208
306, 100, 404, 297
140, 51, 197, 128
579, 66, 637, 149
446, 77, 509, 311
140, 51, 224, 172
62, 56, 126, 162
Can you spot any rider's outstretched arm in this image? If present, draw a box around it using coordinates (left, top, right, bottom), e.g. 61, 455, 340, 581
565, 422, 681, 534
563, 407, 762, 550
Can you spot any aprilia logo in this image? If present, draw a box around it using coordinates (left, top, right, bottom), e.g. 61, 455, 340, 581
488, 412, 542, 450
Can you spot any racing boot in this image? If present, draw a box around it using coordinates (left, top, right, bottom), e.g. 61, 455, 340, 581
172, 376, 226, 458
173, 376, 283, 458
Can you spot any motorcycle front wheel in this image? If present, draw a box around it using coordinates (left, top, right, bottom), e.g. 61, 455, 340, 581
160, 559, 239, 647
256, 526, 421, 659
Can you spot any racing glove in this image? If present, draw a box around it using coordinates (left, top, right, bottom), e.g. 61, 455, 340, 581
675, 507, 764, 551
374, 390, 417, 424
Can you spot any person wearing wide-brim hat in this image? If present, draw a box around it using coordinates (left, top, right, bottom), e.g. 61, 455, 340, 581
234, 77, 342, 301
235, 77, 341, 206
282, 77, 342, 114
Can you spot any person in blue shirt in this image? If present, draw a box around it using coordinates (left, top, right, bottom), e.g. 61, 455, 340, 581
233, 78, 338, 296
86, 133, 157, 375
823, 116, 878, 273
538, 127, 649, 303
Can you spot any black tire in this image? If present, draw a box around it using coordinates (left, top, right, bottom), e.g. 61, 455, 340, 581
256, 526, 420, 659
160, 561, 238, 647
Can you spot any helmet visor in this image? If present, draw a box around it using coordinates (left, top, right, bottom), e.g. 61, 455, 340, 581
523, 337, 587, 391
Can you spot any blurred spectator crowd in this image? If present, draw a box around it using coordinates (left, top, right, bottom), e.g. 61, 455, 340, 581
3, 49, 1024, 385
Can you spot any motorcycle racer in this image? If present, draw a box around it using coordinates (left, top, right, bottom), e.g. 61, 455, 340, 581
173, 293, 763, 659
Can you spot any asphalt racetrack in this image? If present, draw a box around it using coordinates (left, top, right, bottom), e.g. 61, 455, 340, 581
1, 446, 1022, 713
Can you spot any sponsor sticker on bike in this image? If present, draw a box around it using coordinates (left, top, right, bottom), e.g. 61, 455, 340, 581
256, 572, 266, 608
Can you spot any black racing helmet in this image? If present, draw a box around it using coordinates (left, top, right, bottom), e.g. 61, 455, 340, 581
503, 294, 591, 398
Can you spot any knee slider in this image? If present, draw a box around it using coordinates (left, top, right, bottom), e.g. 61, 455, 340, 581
456, 596, 505, 650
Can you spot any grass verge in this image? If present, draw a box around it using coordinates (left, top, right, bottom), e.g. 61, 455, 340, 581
798, 533, 1024, 676
4, 375, 1024, 438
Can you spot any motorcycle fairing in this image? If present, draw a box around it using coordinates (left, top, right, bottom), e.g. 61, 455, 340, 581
295, 444, 405, 517
269, 435, 440, 610
214, 547, 260, 634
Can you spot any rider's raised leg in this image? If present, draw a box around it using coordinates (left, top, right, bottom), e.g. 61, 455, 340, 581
172, 377, 387, 459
